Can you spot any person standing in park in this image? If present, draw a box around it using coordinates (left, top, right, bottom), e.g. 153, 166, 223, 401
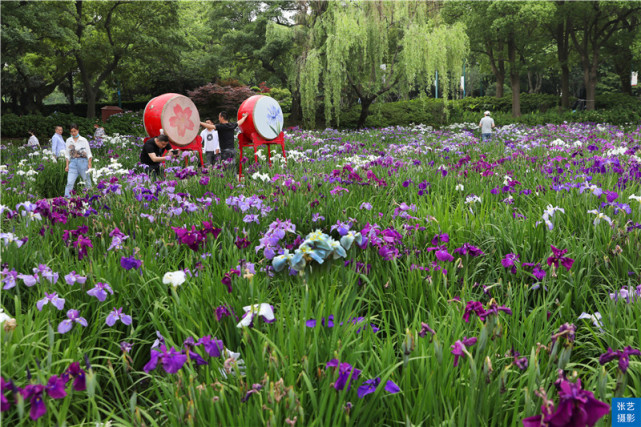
200, 119, 220, 167
51, 126, 66, 157
64, 124, 93, 198
479, 111, 495, 142
140, 134, 173, 179
200, 111, 249, 166
27, 130, 40, 148
94, 123, 106, 141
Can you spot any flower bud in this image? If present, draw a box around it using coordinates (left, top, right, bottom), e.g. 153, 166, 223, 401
483, 356, 493, 383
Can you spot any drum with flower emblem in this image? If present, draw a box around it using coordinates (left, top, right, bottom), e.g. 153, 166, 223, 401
143, 93, 200, 146
237, 95, 284, 141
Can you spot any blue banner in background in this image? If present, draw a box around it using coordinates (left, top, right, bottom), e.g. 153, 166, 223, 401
612, 398, 641, 426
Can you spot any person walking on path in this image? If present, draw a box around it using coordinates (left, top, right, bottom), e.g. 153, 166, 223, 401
64, 124, 93, 198
51, 126, 66, 157
27, 130, 40, 148
479, 111, 495, 142
200, 119, 220, 167
200, 111, 249, 166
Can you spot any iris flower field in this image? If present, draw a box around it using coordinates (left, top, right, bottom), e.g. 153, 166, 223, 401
1, 122, 640, 426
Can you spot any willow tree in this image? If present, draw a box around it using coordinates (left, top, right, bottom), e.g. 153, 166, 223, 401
299, 1, 468, 128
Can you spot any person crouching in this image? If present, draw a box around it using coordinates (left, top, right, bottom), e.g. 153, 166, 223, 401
140, 134, 173, 179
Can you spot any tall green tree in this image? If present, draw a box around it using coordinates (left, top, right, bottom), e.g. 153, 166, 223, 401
568, 1, 641, 110
68, 0, 179, 117
1, 1, 75, 114
299, 1, 468, 128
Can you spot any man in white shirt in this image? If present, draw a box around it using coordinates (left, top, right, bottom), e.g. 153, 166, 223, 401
64, 124, 93, 198
51, 126, 66, 157
200, 119, 220, 167
479, 111, 495, 142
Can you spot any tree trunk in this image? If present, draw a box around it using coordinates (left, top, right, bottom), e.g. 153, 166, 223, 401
555, 13, 571, 109
585, 66, 597, 111
613, 49, 633, 95
356, 97, 374, 129
560, 63, 570, 109
85, 88, 97, 119
289, 88, 302, 123
67, 72, 75, 105
507, 33, 520, 117
496, 74, 504, 98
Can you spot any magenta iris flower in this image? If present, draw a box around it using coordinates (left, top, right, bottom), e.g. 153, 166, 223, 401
214, 305, 233, 321
599, 346, 641, 373
64, 271, 87, 286
522, 378, 609, 427
58, 309, 88, 334
72, 235, 93, 260
62, 362, 86, 391
463, 301, 486, 322
451, 336, 477, 367
551, 323, 576, 344
87, 282, 114, 301
106, 307, 132, 327
36, 292, 65, 311
453, 243, 484, 257
547, 245, 574, 271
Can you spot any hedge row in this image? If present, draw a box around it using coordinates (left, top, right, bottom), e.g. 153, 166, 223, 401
0, 101, 149, 117
1, 111, 145, 140
338, 93, 641, 128
2, 94, 639, 140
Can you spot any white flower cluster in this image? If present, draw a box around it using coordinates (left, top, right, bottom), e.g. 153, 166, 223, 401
337, 154, 379, 169
101, 134, 131, 147
251, 172, 271, 182
88, 159, 129, 180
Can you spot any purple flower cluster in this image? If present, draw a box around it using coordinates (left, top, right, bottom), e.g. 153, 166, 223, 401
1, 361, 88, 420
305, 315, 379, 333
463, 300, 512, 323
172, 221, 221, 252
143, 334, 225, 374
325, 358, 401, 398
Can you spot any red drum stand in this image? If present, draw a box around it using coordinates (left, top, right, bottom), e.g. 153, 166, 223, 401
238, 132, 286, 181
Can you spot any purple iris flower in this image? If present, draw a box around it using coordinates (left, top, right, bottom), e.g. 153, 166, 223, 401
1, 268, 18, 290
64, 271, 87, 286
357, 377, 401, 398
501, 253, 519, 274
453, 243, 484, 257
418, 322, 436, 337
18, 273, 39, 287
435, 247, 454, 262
120, 342, 133, 353
36, 292, 65, 311
120, 255, 142, 271
551, 323, 576, 344
599, 346, 641, 373
360, 202, 372, 210
451, 336, 477, 367
547, 245, 574, 271
522, 378, 609, 427
196, 335, 224, 357
58, 309, 88, 334
45, 375, 67, 399
143, 344, 188, 374
86, 282, 114, 302
19, 384, 47, 420
326, 360, 361, 391
214, 305, 233, 321
33, 264, 58, 284
106, 307, 132, 327
484, 301, 512, 318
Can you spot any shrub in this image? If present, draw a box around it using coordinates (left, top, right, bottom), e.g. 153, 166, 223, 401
265, 88, 292, 114
187, 82, 255, 120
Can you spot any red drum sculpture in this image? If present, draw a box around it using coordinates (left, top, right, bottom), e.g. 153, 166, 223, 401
143, 93, 203, 166
237, 95, 286, 180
